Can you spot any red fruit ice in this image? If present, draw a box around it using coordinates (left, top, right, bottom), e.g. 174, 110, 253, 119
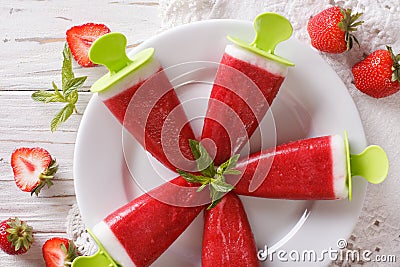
352, 46, 400, 98
231, 135, 348, 200
91, 177, 205, 267
11, 147, 58, 196
307, 6, 363, 53
202, 192, 260, 267
66, 23, 111, 67
201, 44, 287, 165
0, 217, 33, 255
98, 59, 196, 171
42, 237, 78, 267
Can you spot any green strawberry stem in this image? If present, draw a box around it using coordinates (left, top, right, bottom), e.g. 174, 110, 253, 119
338, 7, 364, 51
387, 46, 400, 82
61, 240, 78, 266
31, 159, 59, 196
177, 140, 240, 209
6, 218, 33, 252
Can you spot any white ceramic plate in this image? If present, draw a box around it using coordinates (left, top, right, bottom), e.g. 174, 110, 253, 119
74, 19, 367, 266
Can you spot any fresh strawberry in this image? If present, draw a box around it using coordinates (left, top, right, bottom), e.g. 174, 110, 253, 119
66, 23, 110, 67
11, 147, 58, 196
352, 46, 400, 98
307, 6, 363, 53
42, 237, 78, 267
0, 217, 33, 255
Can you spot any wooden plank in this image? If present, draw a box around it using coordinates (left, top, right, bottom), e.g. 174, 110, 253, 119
0, 0, 161, 91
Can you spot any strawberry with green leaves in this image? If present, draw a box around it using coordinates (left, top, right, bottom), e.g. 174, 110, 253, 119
352, 46, 400, 98
42, 237, 78, 267
11, 147, 58, 196
307, 6, 363, 53
0, 217, 33, 255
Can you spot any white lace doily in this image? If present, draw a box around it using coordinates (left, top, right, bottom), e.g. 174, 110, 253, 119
67, 0, 400, 265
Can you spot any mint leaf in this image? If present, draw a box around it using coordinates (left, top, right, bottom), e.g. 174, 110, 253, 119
64, 76, 87, 97
211, 179, 234, 193
51, 103, 74, 132
31, 91, 64, 103
189, 139, 215, 177
177, 169, 210, 184
223, 169, 242, 175
207, 186, 225, 210
32, 42, 87, 132
217, 154, 240, 175
62, 43, 74, 92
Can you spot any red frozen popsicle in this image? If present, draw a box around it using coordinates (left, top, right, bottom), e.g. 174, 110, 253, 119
201, 44, 288, 165
231, 135, 348, 200
90, 33, 195, 172
201, 12, 294, 165
91, 176, 205, 267
202, 192, 260, 267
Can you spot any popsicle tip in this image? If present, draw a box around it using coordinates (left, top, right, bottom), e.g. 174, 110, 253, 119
351, 145, 389, 184
344, 130, 389, 201
71, 228, 120, 267
227, 12, 294, 66
89, 32, 131, 73
89, 32, 154, 93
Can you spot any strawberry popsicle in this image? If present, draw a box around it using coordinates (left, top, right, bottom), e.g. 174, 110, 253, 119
201, 13, 293, 165
230, 135, 349, 200
89, 33, 195, 171
89, 177, 204, 267
202, 192, 260, 267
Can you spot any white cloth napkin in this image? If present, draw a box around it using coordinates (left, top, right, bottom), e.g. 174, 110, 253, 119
158, 0, 400, 265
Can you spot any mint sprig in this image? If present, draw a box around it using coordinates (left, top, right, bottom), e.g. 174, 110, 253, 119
178, 139, 240, 209
32, 43, 87, 132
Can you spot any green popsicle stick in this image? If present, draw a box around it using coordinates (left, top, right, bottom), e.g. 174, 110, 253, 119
89, 32, 155, 93
227, 12, 294, 66
344, 131, 389, 201
71, 228, 121, 267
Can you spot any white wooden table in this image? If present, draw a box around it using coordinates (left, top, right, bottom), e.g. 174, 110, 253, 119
0, 1, 160, 265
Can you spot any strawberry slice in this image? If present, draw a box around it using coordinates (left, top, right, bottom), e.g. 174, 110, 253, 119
66, 23, 111, 67
42, 237, 78, 267
11, 147, 58, 196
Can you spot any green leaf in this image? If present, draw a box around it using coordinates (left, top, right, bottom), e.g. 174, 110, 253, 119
62, 43, 74, 92
188, 139, 215, 177
177, 169, 210, 184
217, 154, 240, 174
207, 186, 225, 210
211, 179, 234, 193
51, 103, 74, 132
64, 76, 87, 97
67, 90, 79, 105
223, 169, 242, 175
31, 91, 64, 103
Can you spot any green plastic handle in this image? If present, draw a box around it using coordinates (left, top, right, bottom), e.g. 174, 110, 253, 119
227, 12, 294, 66
344, 131, 389, 201
89, 32, 155, 93
71, 229, 121, 267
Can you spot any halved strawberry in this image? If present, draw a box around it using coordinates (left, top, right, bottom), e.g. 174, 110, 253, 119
11, 147, 58, 196
42, 237, 78, 267
66, 23, 111, 67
